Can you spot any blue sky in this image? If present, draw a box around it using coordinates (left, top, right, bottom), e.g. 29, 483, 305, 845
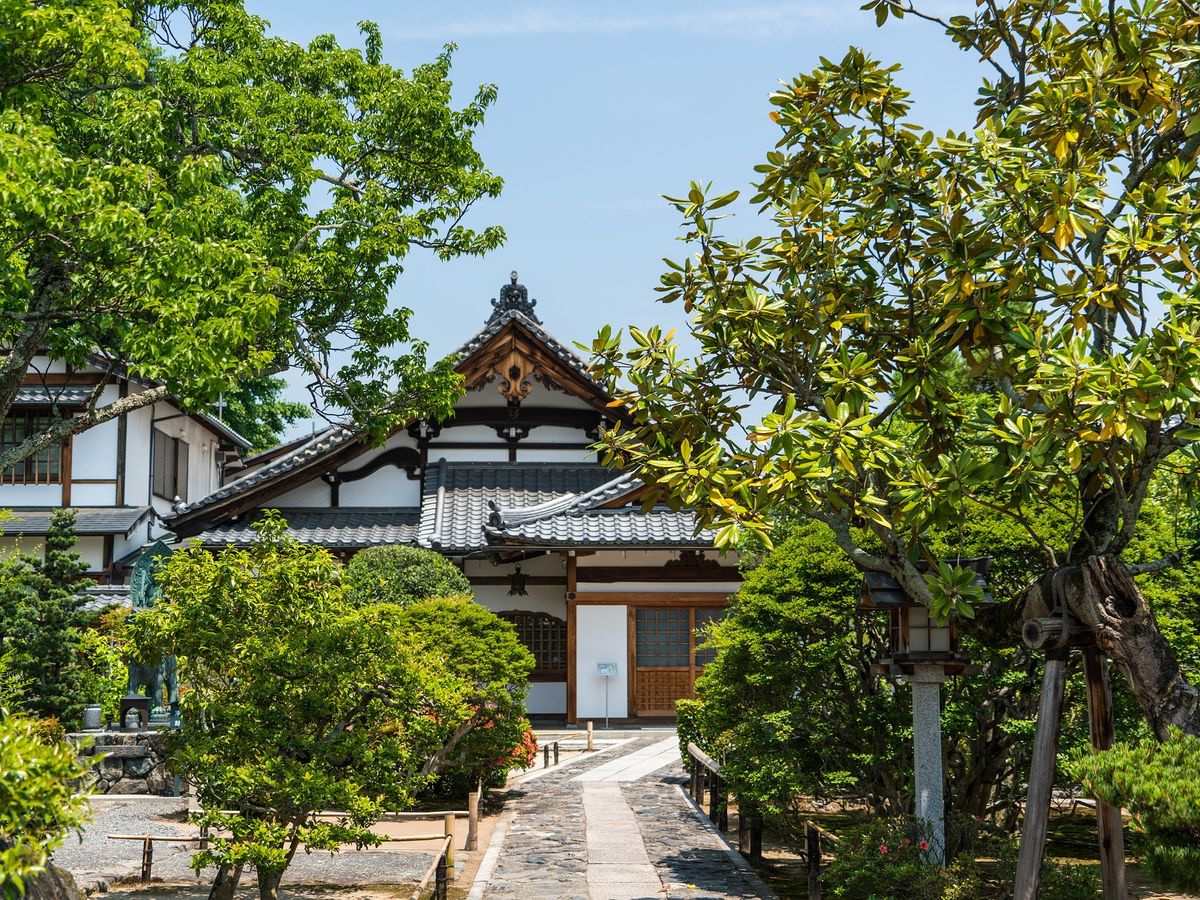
254, 1, 982, 434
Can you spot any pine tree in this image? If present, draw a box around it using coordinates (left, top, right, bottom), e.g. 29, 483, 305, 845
0, 510, 90, 724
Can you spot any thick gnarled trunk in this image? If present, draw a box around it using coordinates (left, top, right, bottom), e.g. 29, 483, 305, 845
208, 863, 242, 900
1026, 556, 1199, 739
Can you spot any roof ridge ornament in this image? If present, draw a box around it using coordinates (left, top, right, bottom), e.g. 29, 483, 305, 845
488, 271, 541, 324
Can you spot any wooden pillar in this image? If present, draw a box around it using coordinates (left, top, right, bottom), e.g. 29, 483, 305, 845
806, 822, 821, 900
1014, 647, 1069, 900
466, 790, 480, 851
443, 813, 456, 879
1084, 647, 1126, 900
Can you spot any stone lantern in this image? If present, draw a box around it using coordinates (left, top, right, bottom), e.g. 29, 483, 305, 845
858, 558, 991, 865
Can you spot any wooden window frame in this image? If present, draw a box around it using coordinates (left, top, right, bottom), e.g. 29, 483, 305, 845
152, 429, 189, 502
497, 610, 567, 682
1, 409, 64, 485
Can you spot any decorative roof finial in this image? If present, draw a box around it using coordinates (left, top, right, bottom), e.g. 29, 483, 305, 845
488, 271, 541, 324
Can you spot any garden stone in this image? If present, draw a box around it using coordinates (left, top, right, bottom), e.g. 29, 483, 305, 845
124, 755, 156, 778
25, 864, 84, 900
107, 777, 149, 794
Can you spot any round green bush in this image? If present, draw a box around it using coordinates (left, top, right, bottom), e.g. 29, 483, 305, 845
346, 545, 471, 606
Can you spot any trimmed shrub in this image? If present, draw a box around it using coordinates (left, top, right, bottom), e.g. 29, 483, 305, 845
345, 545, 470, 607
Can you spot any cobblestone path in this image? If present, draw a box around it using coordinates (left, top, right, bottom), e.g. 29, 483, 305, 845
475, 732, 774, 900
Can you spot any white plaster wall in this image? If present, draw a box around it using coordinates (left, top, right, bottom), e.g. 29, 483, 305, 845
338, 471, 421, 507
526, 681, 566, 716
472, 583, 566, 617
28, 356, 68, 374
575, 605, 628, 719
270, 479, 332, 508
516, 448, 595, 463
71, 482, 117, 506
71, 387, 119, 480
432, 425, 499, 443
6, 535, 107, 570
123, 401, 153, 507
436, 448, 509, 463
0, 485, 61, 506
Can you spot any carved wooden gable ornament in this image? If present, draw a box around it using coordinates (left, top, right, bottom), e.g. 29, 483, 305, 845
457, 273, 615, 414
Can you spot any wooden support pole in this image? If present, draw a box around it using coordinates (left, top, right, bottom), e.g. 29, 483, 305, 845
141, 835, 153, 882
543, 743, 550, 769
553, 741, 560, 765
587, 720, 594, 752
466, 791, 480, 852
708, 774, 720, 824
751, 812, 763, 865
443, 813, 455, 879
806, 822, 821, 900
718, 777, 729, 832
435, 852, 448, 900
738, 800, 749, 856
1014, 647, 1069, 900
1084, 647, 1127, 900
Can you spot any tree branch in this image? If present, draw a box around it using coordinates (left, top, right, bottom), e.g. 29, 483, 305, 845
0, 385, 168, 471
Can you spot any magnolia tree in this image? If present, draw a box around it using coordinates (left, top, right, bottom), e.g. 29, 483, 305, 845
0, 0, 503, 467
590, 0, 1200, 738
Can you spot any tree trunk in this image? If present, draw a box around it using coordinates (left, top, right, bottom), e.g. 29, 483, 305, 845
257, 871, 283, 900
1028, 555, 1199, 739
208, 864, 243, 900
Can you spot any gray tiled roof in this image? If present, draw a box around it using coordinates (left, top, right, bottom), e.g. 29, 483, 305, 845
192, 507, 420, 548
419, 461, 616, 552
13, 387, 94, 405
453, 308, 597, 384
167, 426, 359, 521
486, 507, 713, 548
483, 471, 713, 549
78, 583, 132, 613
4, 507, 153, 537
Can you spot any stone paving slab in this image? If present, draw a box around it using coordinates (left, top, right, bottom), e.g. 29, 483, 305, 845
478, 732, 773, 899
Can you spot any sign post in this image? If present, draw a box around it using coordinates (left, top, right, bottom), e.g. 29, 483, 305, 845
596, 662, 618, 729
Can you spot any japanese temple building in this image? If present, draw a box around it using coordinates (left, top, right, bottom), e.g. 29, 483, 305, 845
1, 274, 740, 722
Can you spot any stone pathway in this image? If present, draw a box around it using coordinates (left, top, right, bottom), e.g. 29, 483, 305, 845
475, 732, 774, 900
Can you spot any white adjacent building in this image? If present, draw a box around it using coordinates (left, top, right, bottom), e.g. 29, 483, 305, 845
2, 275, 740, 722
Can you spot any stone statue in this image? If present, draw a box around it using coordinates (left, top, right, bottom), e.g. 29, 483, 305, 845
125, 541, 179, 722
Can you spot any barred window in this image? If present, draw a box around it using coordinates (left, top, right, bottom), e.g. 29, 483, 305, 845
498, 611, 567, 678
152, 430, 189, 502
1, 411, 62, 485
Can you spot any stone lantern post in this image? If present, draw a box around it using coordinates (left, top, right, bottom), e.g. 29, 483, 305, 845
858, 559, 991, 865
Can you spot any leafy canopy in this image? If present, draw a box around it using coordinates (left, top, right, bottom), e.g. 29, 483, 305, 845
0, 0, 503, 467
589, 0, 1200, 620
131, 515, 531, 896
345, 544, 471, 607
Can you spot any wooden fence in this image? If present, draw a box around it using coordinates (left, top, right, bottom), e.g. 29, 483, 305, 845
686, 742, 840, 899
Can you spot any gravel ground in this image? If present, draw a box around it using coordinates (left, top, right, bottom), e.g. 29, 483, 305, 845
52, 796, 439, 890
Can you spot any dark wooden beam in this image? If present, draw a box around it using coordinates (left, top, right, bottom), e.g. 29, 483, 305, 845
577, 566, 740, 583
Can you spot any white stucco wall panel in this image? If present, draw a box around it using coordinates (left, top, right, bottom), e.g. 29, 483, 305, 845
575, 605, 628, 720
337, 472, 421, 507
270, 479, 332, 508
71, 482, 117, 506
526, 681, 567, 716
1, 485, 61, 506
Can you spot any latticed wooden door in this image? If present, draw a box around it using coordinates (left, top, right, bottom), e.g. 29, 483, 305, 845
632, 606, 725, 717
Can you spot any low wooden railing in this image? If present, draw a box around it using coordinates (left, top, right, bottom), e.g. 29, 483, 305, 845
409, 834, 452, 900
803, 819, 839, 900
686, 743, 841, 897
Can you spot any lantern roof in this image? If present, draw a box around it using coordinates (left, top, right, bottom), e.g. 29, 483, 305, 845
858, 557, 994, 611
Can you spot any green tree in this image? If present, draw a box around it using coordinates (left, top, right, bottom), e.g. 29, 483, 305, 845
1073, 730, 1200, 893
394, 597, 535, 794
0, 0, 503, 468
0, 708, 90, 898
589, 0, 1200, 738
0, 509, 90, 725
212, 376, 309, 453
345, 544, 471, 607
132, 515, 498, 900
